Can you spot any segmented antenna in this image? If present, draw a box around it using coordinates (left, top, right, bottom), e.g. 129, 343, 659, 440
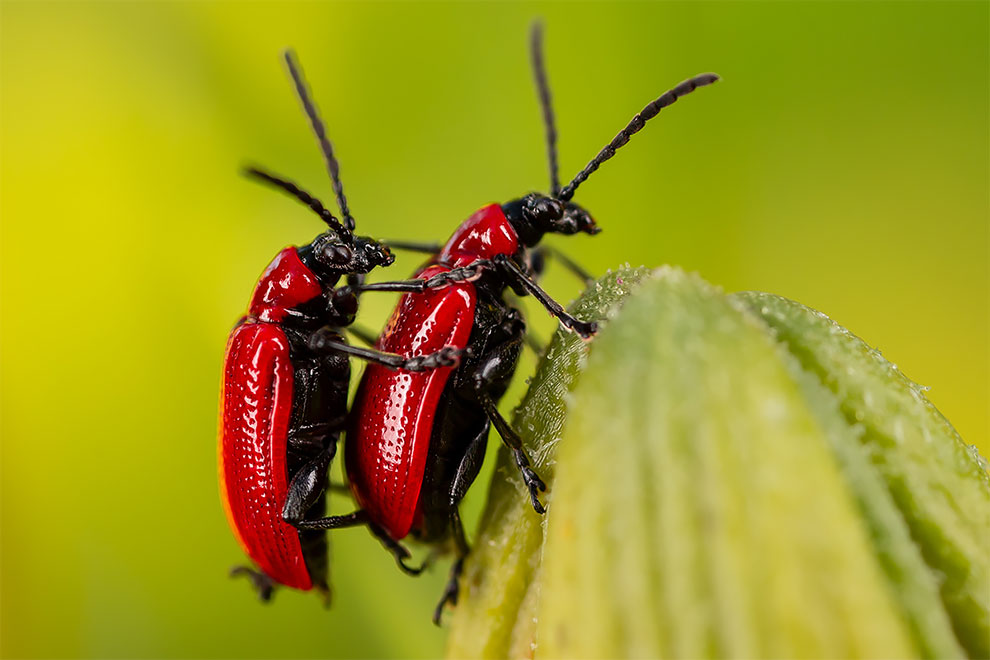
557, 72, 720, 201
283, 49, 356, 231
530, 22, 560, 197
244, 166, 351, 238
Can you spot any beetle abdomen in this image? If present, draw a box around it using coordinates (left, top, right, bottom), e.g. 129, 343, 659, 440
346, 265, 476, 540
219, 322, 314, 590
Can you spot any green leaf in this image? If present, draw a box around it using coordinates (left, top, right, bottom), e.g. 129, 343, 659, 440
735, 292, 990, 658
446, 268, 988, 659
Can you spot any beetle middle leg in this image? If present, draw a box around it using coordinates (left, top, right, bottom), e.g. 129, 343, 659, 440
477, 391, 546, 514
460, 327, 547, 514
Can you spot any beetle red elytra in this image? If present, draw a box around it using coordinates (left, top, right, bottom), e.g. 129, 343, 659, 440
218, 51, 485, 602
296, 24, 720, 623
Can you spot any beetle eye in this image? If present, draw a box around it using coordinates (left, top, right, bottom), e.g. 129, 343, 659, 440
321, 243, 353, 265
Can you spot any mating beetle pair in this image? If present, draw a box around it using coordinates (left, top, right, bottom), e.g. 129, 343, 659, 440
218, 24, 718, 621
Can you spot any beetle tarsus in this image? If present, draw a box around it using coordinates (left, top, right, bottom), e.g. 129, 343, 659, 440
230, 565, 277, 603
306, 331, 466, 372
366, 522, 427, 576
564, 317, 598, 339
512, 447, 547, 513
423, 260, 493, 288
494, 254, 598, 339
432, 556, 465, 626
396, 555, 427, 576
519, 462, 547, 514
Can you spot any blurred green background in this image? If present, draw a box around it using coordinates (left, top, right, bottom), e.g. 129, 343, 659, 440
1, 2, 986, 658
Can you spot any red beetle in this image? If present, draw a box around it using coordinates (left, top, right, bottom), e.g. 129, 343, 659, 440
219, 50, 477, 602
305, 25, 719, 622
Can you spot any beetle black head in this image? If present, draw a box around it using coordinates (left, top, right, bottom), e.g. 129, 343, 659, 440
503, 193, 600, 248
309, 232, 394, 275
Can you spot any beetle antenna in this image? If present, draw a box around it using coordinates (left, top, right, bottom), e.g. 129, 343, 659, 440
557, 72, 720, 202
530, 22, 560, 197
244, 166, 351, 239
283, 49, 356, 232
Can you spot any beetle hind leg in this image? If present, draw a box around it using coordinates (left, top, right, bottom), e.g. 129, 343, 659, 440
433, 508, 470, 626
433, 555, 465, 626
432, 423, 489, 625
366, 522, 427, 576
230, 565, 277, 603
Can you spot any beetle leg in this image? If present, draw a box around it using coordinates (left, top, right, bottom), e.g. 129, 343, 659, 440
344, 324, 378, 347
457, 328, 547, 513
449, 421, 492, 507
494, 254, 597, 338
346, 272, 365, 289
290, 509, 369, 531
366, 522, 426, 576
286, 422, 338, 454
433, 508, 470, 626
308, 332, 468, 372
347, 261, 493, 294
420, 260, 493, 288
230, 565, 277, 602
342, 279, 427, 294
531, 244, 595, 285
431, 420, 489, 624
380, 239, 442, 254
477, 390, 547, 514
502, 291, 548, 356
289, 508, 421, 573
282, 443, 337, 525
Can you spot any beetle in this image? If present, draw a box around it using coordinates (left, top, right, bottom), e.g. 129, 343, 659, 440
291, 24, 720, 622
218, 50, 483, 602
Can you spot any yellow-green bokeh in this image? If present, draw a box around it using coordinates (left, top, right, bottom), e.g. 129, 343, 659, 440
1, 2, 986, 658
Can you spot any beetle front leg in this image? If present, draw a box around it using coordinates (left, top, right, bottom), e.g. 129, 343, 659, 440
494, 253, 597, 338
308, 330, 468, 372
348, 260, 493, 294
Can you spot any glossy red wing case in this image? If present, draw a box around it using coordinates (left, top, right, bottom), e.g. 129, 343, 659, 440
438, 203, 518, 266
218, 322, 313, 590
346, 265, 476, 540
